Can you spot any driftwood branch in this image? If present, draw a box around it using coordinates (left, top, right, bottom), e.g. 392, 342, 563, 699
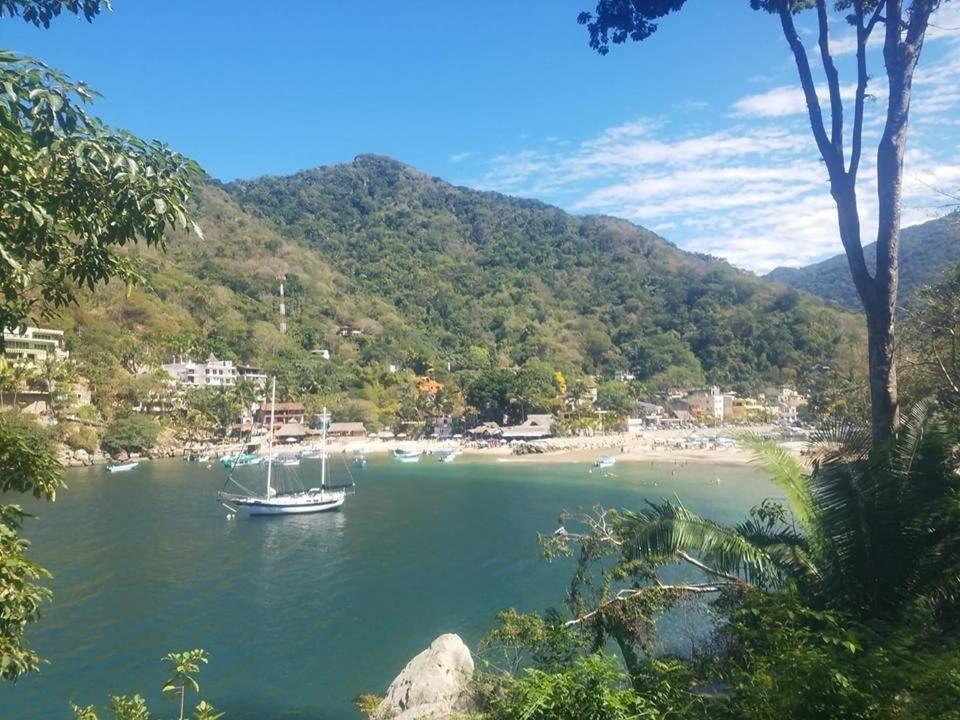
564, 582, 733, 627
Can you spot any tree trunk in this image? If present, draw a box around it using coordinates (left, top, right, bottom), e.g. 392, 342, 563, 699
866, 302, 899, 445
777, 0, 935, 450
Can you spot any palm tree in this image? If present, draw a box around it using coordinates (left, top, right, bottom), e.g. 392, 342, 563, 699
0, 358, 12, 409
37, 356, 76, 416
8, 361, 36, 408
616, 400, 960, 619
228, 379, 258, 422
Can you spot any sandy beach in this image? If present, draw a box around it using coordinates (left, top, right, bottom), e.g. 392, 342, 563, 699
210, 424, 803, 470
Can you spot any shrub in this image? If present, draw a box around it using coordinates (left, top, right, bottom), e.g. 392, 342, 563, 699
64, 425, 101, 454
101, 413, 160, 454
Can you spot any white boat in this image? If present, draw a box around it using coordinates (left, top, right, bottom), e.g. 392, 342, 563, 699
392, 448, 422, 463
594, 455, 617, 469
437, 450, 459, 463
299, 444, 328, 460
218, 380, 348, 516
278, 454, 301, 467
106, 461, 139, 473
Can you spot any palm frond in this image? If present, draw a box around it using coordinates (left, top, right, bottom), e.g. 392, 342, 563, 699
622, 500, 787, 587
742, 434, 815, 528
735, 517, 823, 589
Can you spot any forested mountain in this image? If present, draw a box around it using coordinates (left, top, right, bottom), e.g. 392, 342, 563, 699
54, 154, 864, 423
221, 154, 861, 389
766, 211, 960, 309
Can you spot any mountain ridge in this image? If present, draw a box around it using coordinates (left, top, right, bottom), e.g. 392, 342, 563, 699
766, 211, 960, 309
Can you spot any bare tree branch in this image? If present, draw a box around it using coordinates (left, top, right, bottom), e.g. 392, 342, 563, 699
677, 550, 748, 585
816, 0, 844, 156
850, 0, 882, 178
776, 3, 839, 170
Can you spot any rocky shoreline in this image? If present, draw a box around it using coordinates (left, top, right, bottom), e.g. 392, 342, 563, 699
57, 440, 241, 468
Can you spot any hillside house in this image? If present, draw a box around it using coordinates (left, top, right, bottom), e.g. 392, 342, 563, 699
255, 401, 306, 426
3, 326, 69, 364
163, 354, 251, 388
417, 378, 444, 396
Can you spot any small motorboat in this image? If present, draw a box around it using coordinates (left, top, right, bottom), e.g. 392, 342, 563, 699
352, 455, 367, 467
594, 455, 617, 469
106, 461, 139, 473
184, 453, 210, 463
392, 448, 422, 463
299, 445, 328, 459
220, 453, 262, 468
437, 450, 458, 463
278, 453, 300, 467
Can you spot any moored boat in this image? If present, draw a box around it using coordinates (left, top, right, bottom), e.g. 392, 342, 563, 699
106, 461, 139, 473
218, 380, 349, 517
392, 448, 422, 463
594, 454, 616, 469
220, 452, 261, 468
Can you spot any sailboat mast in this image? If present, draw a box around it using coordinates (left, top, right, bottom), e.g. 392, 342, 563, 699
320, 406, 328, 490
266, 377, 277, 497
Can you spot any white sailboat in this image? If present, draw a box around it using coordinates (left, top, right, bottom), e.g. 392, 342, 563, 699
218, 379, 347, 516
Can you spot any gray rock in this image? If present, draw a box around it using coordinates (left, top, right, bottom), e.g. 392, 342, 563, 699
372, 634, 476, 720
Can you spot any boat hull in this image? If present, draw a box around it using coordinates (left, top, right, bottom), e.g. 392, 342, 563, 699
247, 497, 344, 515
106, 462, 139, 473
393, 454, 421, 463
221, 491, 346, 516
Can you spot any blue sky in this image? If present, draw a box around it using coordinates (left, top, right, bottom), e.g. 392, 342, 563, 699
5, 1, 959, 272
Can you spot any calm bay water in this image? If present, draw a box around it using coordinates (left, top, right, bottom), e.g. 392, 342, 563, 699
4, 455, 775, 719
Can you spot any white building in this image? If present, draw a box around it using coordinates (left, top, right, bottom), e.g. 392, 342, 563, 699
163, 354, 265, 390
685, 386, 730, 422
3, 326, 69, 364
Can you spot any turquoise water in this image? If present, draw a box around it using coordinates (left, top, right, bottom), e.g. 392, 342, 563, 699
4, 455, 776, 719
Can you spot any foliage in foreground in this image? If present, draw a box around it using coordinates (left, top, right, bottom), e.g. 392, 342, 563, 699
469, 399, 960, 719
0, 410, 61, 681
73, 649, 222, 720
482, 653, 704, 720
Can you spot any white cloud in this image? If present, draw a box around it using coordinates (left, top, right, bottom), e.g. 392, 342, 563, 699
459, 24, 960, 274
449, 151, 474, 163
732, 82, 867, 118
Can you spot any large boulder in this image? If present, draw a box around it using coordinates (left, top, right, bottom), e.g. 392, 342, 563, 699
372, 634, 476, 720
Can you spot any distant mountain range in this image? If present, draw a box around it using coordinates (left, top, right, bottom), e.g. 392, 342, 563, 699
766, 211, 960, 309
61, 155, 864, 397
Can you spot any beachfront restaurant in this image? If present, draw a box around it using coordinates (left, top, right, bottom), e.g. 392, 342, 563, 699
499, 414, 554, 441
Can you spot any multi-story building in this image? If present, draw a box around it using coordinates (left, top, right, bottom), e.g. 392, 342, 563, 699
2, 326, 69, 364
775, 387, 807, 424
235, 364, 268, 391
254, 402, 306, 426
163, 354, 239, 388
686, 386, 728, 421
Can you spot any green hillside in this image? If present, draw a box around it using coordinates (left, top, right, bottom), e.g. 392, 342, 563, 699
224, 154, 861, 389
46, 155, 864, 430
766, 211, 960, 309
